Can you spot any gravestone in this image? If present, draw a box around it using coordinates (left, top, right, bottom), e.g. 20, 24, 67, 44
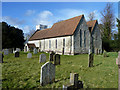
33, 48, 37, 54
53, 54, 60, 65
4, 49, 9, 55
15, 51, 19, 57
24, 46, 27, 52
0, 53, 3, 63
40, 61, 55, 86
63, 73, 83, 89
16, 48, 21, 52
88, 34, 94, 67
49, 51, 55, 61
9, 48, 13, 53
39, 54, 46, 63
116, 51, 120, 90
70, 73, 78, 87
27, 53, 32, 58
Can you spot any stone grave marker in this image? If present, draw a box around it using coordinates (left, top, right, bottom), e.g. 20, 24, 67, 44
27, 53, 32, 58
116, 51, 120, 90
39, 54, 46, 63
88, 34, 94, 67
40, 61, 55, 86
49, 51, 55, 61
16, 48, 21, 52
4, 49, 9, 55
15, 51, 19, 57
63, 73, 83, 89
53, 54, 60, 65
33, 48, 37, 54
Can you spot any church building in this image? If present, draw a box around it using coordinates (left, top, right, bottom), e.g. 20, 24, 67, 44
25, 14, 102, 55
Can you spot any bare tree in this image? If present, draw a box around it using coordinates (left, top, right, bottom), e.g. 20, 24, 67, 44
88, 12, 95, 21
100, 3, 115, 40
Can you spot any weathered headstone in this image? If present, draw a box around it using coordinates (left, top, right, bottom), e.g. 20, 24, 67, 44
24, 46, 27, 52
0, 53, 3, 63
16, 48, 21, 52
70, 73, 78, 87
39, 54, 46, 63
27, 53, 32, 58
88, 34, 94, 67
33, 48, 37, 54
63, 73, 83, 89
9, 48, 13, 54
4, 49, 9, 55
40, 62, 55, 86
49, 51, 55, 61
15, 51, 19, 57
53, 54, 60, 65
116, 51, 120, 90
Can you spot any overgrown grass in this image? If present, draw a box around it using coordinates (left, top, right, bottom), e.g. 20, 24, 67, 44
2, 51, 118, 88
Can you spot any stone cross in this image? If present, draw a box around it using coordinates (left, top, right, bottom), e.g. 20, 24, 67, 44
40, 61, 55, 86
116, 51, 120, 90
15, 51, 19, 57
88, 34, 94, 67
53, 54, 60, 65
39, 54, 46, 63
27, 53, 32, 58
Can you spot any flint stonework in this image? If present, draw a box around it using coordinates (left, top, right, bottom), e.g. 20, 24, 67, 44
39, 54, 46, 63
40, 62, 55, 86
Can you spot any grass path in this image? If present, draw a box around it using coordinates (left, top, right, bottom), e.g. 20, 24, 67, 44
2, 52, 118, 88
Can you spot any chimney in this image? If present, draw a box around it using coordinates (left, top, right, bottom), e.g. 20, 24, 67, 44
36, 24, 47, 30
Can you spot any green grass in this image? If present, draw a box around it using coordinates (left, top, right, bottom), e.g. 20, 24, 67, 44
2, 51, 118, 88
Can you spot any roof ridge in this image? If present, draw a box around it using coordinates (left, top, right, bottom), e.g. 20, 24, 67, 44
53, 14, 84, 24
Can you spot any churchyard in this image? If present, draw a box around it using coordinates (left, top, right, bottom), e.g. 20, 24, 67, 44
2, 51, 118, 88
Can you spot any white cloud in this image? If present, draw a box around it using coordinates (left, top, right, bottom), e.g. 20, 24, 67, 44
25, 10, 35, 16
34, 10, 54, 27
2, 16, 25, 25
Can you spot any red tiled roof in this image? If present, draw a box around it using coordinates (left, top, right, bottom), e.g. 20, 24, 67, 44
29, 15, 84, 41
87, 20, 97, 32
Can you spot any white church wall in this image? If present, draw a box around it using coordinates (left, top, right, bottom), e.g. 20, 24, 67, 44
39, 35, 74, 55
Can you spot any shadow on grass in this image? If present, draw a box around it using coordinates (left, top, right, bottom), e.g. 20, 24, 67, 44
94, 63, 102, 67
55, 77, 70, 83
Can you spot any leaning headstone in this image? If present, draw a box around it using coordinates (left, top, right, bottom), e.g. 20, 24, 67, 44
33, 48, 37, 54
39, 54, 46, 63
4, 49, 9, 55
40, 61, 55, 86
27, 53, 32, 58
53, 54, 60, 65
15, 51, 19, 57
49, 51, 55, 61
116, 51, 120, 90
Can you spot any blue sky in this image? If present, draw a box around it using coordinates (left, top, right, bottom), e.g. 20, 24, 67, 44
2, 2, 119, 34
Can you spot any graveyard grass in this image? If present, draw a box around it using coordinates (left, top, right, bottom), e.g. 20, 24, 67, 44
2, 52, 118, 88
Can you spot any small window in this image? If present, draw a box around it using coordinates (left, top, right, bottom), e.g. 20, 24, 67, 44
56, 39, 57, 49
49, 40, 51, 48
80, 29, 82, 47
84, 31, 86, 47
